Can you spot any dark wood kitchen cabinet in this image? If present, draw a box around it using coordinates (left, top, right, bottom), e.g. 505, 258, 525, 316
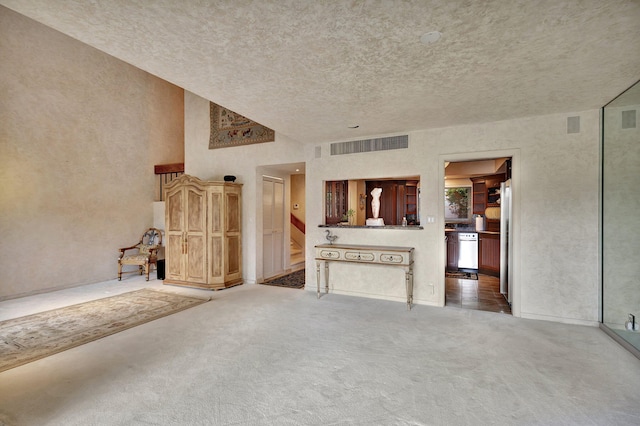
478, 232, 500, 277
446, 232, 458, 272
472, 181, 487, 215
471, 174, 506, 215
404, 180, 419, 224
471, 174, 505, 232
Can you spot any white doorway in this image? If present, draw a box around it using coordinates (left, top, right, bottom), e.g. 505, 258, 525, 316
263, 176, 285, 279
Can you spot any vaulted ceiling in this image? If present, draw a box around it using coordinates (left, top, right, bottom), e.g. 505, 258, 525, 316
2, 0, 639, 144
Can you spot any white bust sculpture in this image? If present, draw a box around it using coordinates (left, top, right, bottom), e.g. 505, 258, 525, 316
371, 187, 382, 219
366, 188, 384, 226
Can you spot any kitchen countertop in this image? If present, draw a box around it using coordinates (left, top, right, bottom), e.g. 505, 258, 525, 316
445, 228, 500, 235
320, 224, 424, 230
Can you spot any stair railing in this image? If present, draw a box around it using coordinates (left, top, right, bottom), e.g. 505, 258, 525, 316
291, 213, 305, 234
154, 163, 184, 201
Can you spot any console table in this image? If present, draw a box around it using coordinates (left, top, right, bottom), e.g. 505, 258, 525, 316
314, 243, 415, 310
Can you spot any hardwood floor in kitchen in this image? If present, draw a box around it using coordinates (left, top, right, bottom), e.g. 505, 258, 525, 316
445, 273, 511, 314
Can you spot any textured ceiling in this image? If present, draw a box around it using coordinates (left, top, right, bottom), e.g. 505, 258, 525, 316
2, 0, 639, 144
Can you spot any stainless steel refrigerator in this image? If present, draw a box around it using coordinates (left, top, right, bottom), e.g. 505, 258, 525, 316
499, 179, 512, 304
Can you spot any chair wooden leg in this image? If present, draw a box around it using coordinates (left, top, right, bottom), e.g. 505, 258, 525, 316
145, 262, 150, 281
118, 263, 122, 281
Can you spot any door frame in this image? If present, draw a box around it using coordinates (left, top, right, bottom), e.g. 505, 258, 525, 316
262, 175, 285, 280
255, 162, 306, 283
439, 149, 521, 317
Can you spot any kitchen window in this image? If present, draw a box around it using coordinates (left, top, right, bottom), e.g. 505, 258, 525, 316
445, 186, 472, 223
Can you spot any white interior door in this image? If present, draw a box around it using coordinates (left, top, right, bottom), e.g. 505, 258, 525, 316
263, 177, 285, 279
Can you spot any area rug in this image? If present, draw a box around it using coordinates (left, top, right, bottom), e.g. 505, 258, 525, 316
445, 271, 478, 280
261, 269, 305, 289
0, 288, 209, 373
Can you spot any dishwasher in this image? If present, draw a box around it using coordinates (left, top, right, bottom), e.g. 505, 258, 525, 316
457, 232, 478, 275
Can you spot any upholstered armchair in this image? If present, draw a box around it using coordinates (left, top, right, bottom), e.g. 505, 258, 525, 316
118, 228, 163, 281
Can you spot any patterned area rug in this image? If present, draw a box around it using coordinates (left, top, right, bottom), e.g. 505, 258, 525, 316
261, 270, 305, 289
446, 271, 478, 280
0, 288, 209, 372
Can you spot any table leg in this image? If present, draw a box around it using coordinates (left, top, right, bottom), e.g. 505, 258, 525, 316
316, 260, 321, 299
405, 266, 414, 311
324, 262, 330, 295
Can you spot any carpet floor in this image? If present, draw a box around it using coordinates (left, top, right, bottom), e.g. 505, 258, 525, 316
260, 269, 305, 289
1, 278, 639, 425
0, 288, 209, 372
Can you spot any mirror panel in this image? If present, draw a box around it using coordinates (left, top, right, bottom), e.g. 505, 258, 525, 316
602, 80, 640, 354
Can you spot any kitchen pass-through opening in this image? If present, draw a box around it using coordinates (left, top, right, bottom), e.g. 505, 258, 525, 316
444, 157, 512, 315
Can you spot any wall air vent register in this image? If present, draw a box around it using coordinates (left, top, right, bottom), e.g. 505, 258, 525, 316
330, 135, 408, 156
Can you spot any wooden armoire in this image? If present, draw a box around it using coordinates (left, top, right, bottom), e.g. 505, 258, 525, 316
163, 174, 242, 290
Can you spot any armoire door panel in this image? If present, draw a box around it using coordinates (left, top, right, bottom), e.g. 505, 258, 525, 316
227, 193, 240, 232
227, 236, 240, 274
167, 234, 184, 279
210, 192, 222, 233
209, 236, 223, 280
187, 189, 205, 233
186, 235, 205, 281
166, 192, 183, 232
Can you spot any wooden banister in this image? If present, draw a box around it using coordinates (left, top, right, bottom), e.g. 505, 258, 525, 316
291, 213, 305, 234
154, 163, 184, 174
154, 163, 185, 201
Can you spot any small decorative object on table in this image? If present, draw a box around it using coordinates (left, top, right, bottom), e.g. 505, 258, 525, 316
325, 230, 338, 244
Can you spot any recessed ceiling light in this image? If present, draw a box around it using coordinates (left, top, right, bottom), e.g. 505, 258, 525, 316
420, 31, 442, 44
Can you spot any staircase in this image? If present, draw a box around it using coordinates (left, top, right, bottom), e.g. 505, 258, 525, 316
290, 240, 305, 271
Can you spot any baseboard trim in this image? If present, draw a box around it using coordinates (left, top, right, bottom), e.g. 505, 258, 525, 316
600, 324, 640, 360
520, 312, 599, 327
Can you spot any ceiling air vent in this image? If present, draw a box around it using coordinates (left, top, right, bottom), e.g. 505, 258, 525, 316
330, 135, 408, 156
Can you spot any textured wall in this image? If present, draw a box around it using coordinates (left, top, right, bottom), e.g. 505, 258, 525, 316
185, 85, 601, 324
422, 113, 599, 324
0, 7, 184, 299
309, 112, 598, 325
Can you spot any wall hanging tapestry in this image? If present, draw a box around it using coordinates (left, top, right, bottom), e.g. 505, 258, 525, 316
209, 101, 275, 149
0, 288, 210, 372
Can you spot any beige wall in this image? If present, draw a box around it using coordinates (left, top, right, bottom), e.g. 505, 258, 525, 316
309, 112, 599, 325
0, 7, 184, 299
290, 174, 305, 249
185, 89, 601, 325
290, 174, 306, 223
